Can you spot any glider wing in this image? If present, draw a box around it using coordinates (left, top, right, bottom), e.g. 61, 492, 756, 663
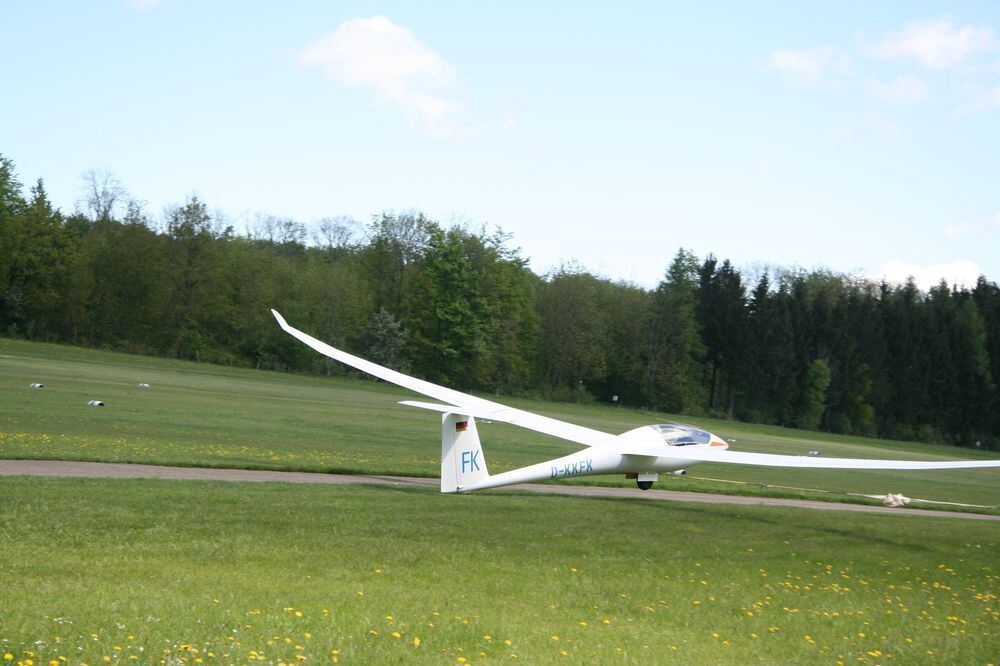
630, 446, 1000, 470
271, 310, 614, 448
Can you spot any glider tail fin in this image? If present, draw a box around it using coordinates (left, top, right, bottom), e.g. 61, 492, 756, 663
440, 413, 489, 493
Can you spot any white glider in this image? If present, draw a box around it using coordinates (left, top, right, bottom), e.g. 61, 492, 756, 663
272, 310, 1000, 493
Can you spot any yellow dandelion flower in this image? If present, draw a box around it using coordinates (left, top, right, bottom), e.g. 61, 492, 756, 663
3, 655, 11, 662
412, 637, 421, 647
551, 635, 559, 641
391, 632, 401, 639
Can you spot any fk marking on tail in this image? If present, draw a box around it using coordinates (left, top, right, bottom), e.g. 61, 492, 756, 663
462, 449, 481, 473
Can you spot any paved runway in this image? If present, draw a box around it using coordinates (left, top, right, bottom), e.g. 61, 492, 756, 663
2, 459, 997, 521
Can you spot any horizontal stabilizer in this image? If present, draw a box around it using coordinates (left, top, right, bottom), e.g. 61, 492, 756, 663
399, 399, 614, 446
401, 400, 474, 415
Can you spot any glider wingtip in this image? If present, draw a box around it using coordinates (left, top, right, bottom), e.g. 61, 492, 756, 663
270, 308, 289, 329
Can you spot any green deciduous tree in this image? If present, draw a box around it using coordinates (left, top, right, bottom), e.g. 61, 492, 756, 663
0, 179, 73, 338
162, 196, 229, 359
364, 308, 410, 373
535, 265, 607, 400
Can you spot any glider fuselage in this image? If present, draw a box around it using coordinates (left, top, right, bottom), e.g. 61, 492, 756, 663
461, 425, 727, 491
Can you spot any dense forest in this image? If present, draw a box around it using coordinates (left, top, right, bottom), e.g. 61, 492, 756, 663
1, 154, 998, 448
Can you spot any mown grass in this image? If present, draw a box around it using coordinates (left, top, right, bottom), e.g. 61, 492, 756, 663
1, 478, 998, 665
1, 337, 999, 511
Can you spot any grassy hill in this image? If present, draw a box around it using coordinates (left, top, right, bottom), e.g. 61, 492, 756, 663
2, 337, 998, 511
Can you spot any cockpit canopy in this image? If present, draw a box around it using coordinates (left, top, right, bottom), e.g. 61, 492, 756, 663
650, 423, 713, 446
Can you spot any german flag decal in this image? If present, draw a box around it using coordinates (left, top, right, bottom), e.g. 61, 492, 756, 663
455, 420, 469, 432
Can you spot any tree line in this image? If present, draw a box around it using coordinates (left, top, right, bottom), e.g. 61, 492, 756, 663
1, 154, 997, 448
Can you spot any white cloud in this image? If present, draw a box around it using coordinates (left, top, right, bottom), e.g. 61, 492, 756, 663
769, 46, 848, 80
843, 116, 904, 141
956, 85, 1000, 114
300, 16, 464, 135
128, 0, 163, 10
944, 214, 1000, 238
870, 18, 996, 69
874, 74, 931, 103
877, 259, 982, 291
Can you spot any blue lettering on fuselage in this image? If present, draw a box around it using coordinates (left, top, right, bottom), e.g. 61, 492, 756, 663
551, 458, 593, 479
461, 450, 481, 473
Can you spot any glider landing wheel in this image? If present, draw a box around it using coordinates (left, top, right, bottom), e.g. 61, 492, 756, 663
636, 473, 658, 490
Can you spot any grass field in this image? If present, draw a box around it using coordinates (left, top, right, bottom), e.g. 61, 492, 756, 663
1, 338, 998, 511
1, 478, 998, 665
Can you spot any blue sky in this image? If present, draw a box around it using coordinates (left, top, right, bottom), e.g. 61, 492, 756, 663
2, 1, 999, 289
